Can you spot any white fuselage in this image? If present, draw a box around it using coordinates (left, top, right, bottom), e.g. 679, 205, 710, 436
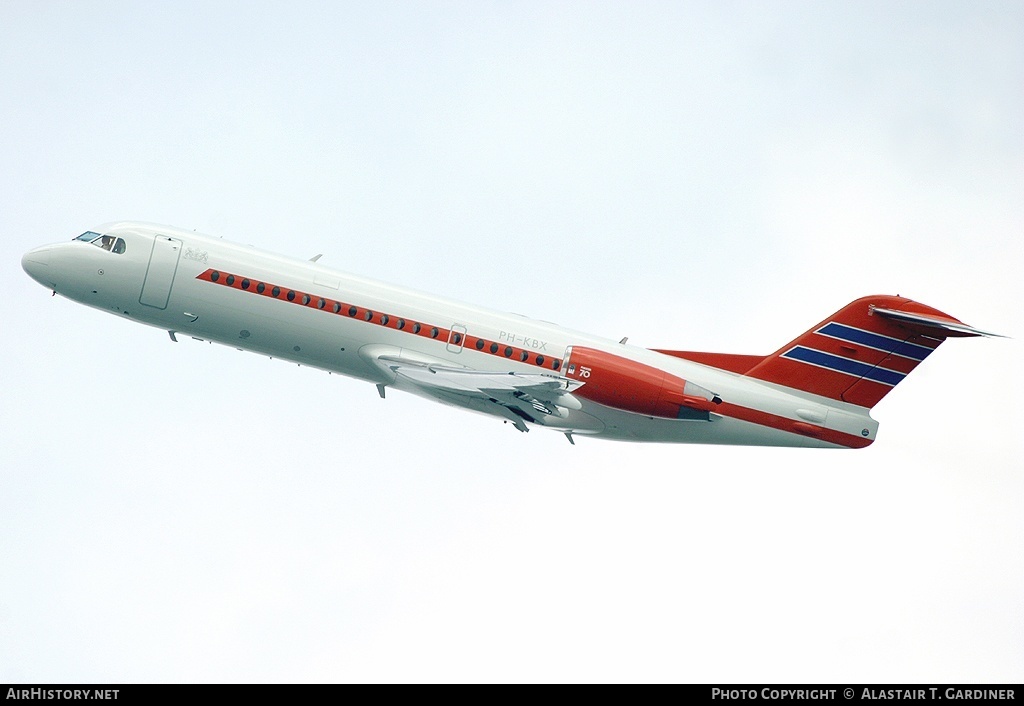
22, 222, 878, 447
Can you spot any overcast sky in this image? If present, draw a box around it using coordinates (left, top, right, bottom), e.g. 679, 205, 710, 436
2, 1, 1022, 683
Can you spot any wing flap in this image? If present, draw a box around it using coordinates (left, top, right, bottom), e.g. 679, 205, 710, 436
374, 352, 585, 429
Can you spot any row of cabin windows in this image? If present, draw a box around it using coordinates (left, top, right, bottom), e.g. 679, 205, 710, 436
210, 272, 443, 338
207, 269, 560, 370
472, 337, 559, 369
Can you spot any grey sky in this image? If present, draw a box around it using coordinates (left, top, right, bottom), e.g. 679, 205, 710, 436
2, 1, 1022, 682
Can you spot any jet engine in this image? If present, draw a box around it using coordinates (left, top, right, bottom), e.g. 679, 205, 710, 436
562, 346, 720, 420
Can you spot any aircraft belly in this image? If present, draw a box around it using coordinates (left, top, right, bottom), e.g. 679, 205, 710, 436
392, 380, 608, 434
580, 401, 839, 447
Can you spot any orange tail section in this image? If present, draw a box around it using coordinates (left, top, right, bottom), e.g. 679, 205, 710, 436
656, 295, 995, 409
744, 295, 982, 408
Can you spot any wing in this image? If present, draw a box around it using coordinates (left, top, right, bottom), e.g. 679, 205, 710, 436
372, 352, 585, 433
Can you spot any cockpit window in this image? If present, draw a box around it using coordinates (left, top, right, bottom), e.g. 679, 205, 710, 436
87, 235, 126, 254
75, 232, 126, 253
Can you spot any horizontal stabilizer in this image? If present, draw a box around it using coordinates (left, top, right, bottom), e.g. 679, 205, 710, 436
872, 308, 1003, 338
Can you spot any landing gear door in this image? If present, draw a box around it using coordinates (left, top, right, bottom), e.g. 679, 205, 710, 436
140, 235, 182, 309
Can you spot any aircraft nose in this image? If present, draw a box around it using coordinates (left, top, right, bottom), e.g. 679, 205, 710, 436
22, 247, 54, 288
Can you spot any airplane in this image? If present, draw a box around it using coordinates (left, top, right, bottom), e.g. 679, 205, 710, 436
22, 221, 1000, 448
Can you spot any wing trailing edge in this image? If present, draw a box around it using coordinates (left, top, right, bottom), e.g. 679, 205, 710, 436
368, 350, 587, 430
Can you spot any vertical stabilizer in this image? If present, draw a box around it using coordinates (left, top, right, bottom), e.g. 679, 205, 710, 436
744, 295, 990, 408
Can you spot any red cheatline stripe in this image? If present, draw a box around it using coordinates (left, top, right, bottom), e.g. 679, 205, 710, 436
195, 268, 563, 372
715, 402, 873, 449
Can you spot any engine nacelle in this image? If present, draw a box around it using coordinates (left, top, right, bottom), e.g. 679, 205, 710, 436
563, 346, 719, 420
